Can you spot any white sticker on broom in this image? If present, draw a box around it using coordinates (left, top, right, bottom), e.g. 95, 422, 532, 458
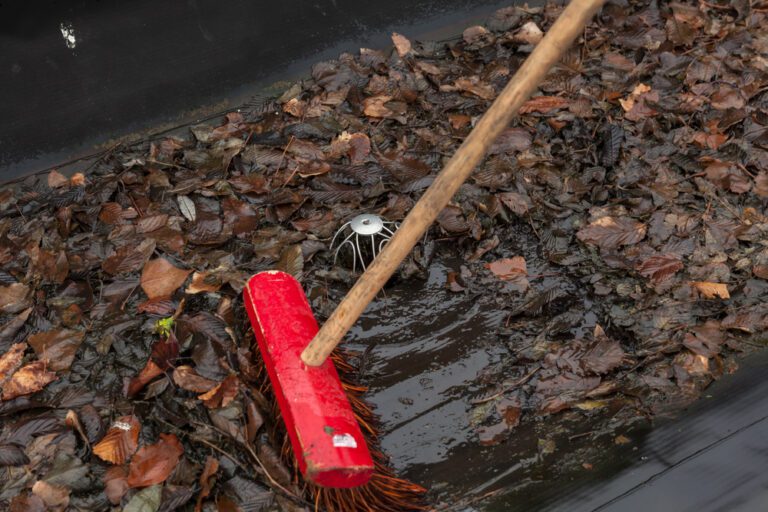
332, 433, 358, 448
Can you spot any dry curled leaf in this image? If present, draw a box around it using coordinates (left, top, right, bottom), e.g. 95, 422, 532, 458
513, 21, 543, 44
391, 32, 412, 58
690, 281, 730, 299
0, 342, 26, 383
47, 169, 69, 188
185, 272, 222, 294
126, 433, 184, 488
1, 360, 57, 401
195, 456, 220, 512
141, 258, 192, 300
93, 415, 141, 464
199, 374, 239, 409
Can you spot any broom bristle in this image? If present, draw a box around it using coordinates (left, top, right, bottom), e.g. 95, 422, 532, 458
253, 347, 429, 511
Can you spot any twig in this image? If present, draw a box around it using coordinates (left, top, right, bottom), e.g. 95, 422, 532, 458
470, 365, 541, 404
275, 135, 295, 174
187, 419, 299, 500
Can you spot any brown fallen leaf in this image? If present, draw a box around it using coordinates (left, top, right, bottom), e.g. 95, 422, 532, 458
693, 131, 728, 150
486, 257, 528, 292
512, 21, 543, 44
452, 77, 496, 100
519, 96, 570, 114
1, 361, 57, 401
0, 283, 31, 314
32, 480, 70, 510
488, 128, 533, 156
362, 95, 407, 122
199, 374, 239, 409
47, 169, 69, 188
136, 296, 177, 316
448, 113, 472, 130
704, 161, 751, 194
103, 465, 130, 505
185, 272, 222, 295
173, 365, 218, 393
619, 83, 659, 121
755, 172, 768, 198
690, 281, 730, 299
636, 254, 684, 286
102, 238, 157, 276
391, 32, 412, 58
446, 272, 466, 293
485, 257, 526, 280
126, 433, 184, 488
141, 258, 192, 300
577, 216, 647, 250
9, 494, 46, 512
581, 327, 626, 374
93, 415, 141, 464
683, 320, 724, 358
347, 133, 371, 165
126, 359, 163, 398
27, 328, 85, 372
195, 456, 220, 512
0, 342, 26, 383
619, 83, 651, 112
498, 191, 532, 215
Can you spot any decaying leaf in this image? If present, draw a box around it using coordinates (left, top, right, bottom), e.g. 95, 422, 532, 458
199, 374, 239, 409
141, 258, 192, 300
123, 484, 163, 512
93, 415, 141, 464
485, 257, 528, 292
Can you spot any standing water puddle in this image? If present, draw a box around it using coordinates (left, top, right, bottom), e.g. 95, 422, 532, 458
343, 249, 649, 510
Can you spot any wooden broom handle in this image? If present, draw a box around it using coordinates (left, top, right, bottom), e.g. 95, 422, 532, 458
302, 0, 605, 366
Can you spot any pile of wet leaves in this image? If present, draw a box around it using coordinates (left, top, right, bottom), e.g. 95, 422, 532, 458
1, 0, 768, 509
